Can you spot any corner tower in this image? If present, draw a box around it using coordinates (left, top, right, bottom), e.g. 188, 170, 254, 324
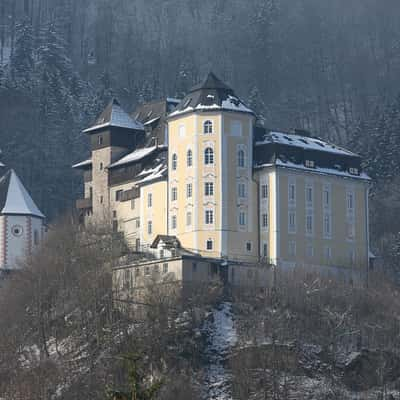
83, 99, 145, 221
167, 73, 258, 262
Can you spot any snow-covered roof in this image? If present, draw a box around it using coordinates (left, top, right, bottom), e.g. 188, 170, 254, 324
256, 159, 370, 181
256, 131, 357, 157
134, 163, 167, 186
83, 99, 144, 133
108, 146, 159, 168
72, 158, 92, 169
143, 116, 160, 126
0, 170, 45, 218
169, 72, 254, 118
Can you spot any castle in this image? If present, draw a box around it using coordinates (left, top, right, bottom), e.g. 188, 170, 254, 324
73, 73, 371, 288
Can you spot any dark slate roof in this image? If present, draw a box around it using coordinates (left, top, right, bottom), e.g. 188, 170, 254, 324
151, 235, 181, 249
254, 130, 370, 180
132, 98, 180, 145
169, 72, 253, 117
83, 98, 144, 133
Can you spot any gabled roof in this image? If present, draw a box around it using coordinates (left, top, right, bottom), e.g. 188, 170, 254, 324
169, 72, 253, 118
72, 158, 92, 169
151, 235, 181, 249
108, 146, 160, 169
0, 170, 45, 218
83, 98, 144, 133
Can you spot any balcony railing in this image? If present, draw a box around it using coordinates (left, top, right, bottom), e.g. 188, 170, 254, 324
76, 198, 92, 210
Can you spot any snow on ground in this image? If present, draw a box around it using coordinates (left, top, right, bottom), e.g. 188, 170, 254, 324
202, 302, 237, 400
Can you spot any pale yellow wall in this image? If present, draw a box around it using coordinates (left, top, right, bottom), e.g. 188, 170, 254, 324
168, 111, 258, 262
276, 168, 369, 269
140, 180, 168, 247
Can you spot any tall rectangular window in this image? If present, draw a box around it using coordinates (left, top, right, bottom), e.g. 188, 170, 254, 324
306, 185, 313, 206
239, 211, 246, 226
323, 186, 331, 208
347, 191, 354, 213
205, 182, 214, 196
116, 190, 123, 201
262, 213, 268, 228
323, 214, 332, 238
147, 193, 153, 207
238, 183, 246, 198
205, 210, 214, 225
186, 183, 192, 198
171, 215, 177, 229
261, 184, 268, 199
288, 182, 296, 203
186, 211, 192, 226
306, 213, 313, 235
263, 243, 268, 257
171, 187, 178, 201
288, 241, 296, 257
288, 210, 296, 233
147, 221, 152, 235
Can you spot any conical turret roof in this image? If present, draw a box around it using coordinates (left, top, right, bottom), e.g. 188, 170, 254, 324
83, 98, 144, 133
0, 170, 45, 219
169, 72, 254, 117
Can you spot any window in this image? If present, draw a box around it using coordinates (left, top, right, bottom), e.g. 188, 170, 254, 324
172, 153, 177, 170
324, 246, 332, 261
204, 147, 214, 165
323, 187, 331, 208
147, 193, 153, 207
238, 150, 245, 167
187, 149, 193, 167
113, 210, 117, 218
186, 183, 193, 198
347, 192, 354, 213
145, 266, 151, 276
192, 262, 197, 272
349, 167, 359, 175
262, 213, 268, 229
246, 242, 252, 252
239, 211, 246, 226
306, 245, 314, 257
100, 195, 104, 204
186, 211, 192, 226
171, 187, 178, 201
238, 183, 246, 198
154, 264, 160, 274
147, 221, 152, 235
89, 187, 93, 199
306, 213, 313, 235
347, 221, 355, 240
204, 120, 213, 134
205, 210, 214, 225
263, 243, 268, 257
163, 263, 168, 273
131, 199, 135, 210
324, 214, 332, 238
98, 135, 103, 145
288, 211, 296, 233
261, 184, 268, 199
288, 241, 296, 257
171, 215, 177, 230
115, 190, 123, 201
350, 249, 356, 265
289, 183, 296, 203
206, 239, 213, 250
135, 219, 140, 228
306, 186, 313, 205
305, 160, 315, 168
205, 182, 214, 196
34, 230, 39, 245
100, 162, 103, 171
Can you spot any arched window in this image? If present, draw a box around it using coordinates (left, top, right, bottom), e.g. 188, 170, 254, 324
238, 149, 245, 167
187, 149, 193, 167
204, 147, 214, 165
204, 120, 213, 134
172, 153, 177, 170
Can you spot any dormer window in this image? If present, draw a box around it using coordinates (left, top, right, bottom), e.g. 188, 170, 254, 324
98, 135, 103, 145
204, 120, 213, 134
305, 160, 315, 168
349, 167, 359, 175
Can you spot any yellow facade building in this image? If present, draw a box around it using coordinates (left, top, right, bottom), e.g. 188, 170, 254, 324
73, 73, 371, 288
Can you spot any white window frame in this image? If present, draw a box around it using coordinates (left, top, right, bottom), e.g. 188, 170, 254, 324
186, 211, 192, 226
147, 220, 153, 235
262, 213, 268, 229
288, 180, 296, 205
204, 147, 214, 165
238, 182, 246, 198
171, 187, 178, 201
171, 153, 177, 170
147, 193, 153, 208
206, 238, 213, 250
187, 149, 193, 167
261, 184, 268, 200
205, 182, 214, 196
238, 149, 246, 168
323, 213, 332, 239
171, 215, 177, 230
239, 211, 247, 226
288, 210, 296, 234
306, 212, 313, 236
288, 241, 296, 257
205, 209, 214, 225
186, 183, 192, 198
204, 120, 213, 134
